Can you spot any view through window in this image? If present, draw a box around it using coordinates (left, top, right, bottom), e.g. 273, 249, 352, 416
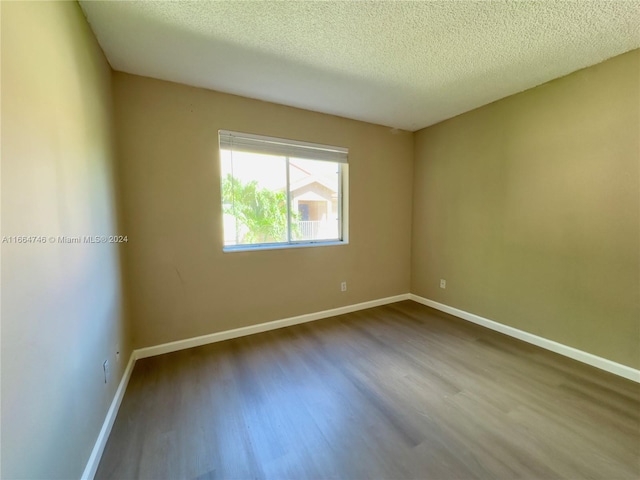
219, 131, 348, 249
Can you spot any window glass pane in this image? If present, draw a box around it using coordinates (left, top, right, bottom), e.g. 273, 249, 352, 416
219, 130, 347, 251
289, 158, 340, 241
221, 149, 288, 246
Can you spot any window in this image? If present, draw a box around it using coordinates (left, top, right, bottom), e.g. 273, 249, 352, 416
219, 130, 348, 250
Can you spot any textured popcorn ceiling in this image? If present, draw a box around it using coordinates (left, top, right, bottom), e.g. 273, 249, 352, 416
80, 1, 640, 131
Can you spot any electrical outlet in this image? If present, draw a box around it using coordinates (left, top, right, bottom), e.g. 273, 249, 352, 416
103, 360, 110, 384
440, 279, 446, 289
341, 281, 347, 292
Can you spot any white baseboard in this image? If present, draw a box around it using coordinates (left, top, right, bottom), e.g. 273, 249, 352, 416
81, 352, 136, 480
135, 294, 411, 359
409, 294, 640, 383
81, 293, 409, 480
82, 294, 409, 478
82, 291, 638, 478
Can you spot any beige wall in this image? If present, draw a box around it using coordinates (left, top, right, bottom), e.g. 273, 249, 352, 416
113, 73, 414, 348
412, 50, 640, 369
1, 2, 130, 478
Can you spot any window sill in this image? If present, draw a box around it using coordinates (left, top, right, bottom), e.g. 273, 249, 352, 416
223, 240, 348, 253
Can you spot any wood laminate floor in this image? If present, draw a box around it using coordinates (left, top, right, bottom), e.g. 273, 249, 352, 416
96, 301, 640, 480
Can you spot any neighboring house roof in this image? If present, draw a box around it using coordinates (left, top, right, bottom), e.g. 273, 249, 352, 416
289, 175, 337, 195
295, 191, 329, 202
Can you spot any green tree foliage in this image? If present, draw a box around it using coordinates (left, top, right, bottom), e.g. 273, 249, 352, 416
222, 174, 290, 243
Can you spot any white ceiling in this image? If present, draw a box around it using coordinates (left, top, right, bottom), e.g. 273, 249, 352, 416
79, 1, 640, 131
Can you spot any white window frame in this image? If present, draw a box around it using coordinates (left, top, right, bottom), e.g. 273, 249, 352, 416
219, 130, 349, 252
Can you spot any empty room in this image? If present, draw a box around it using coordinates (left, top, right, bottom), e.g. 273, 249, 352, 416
1, 1, 639, 479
